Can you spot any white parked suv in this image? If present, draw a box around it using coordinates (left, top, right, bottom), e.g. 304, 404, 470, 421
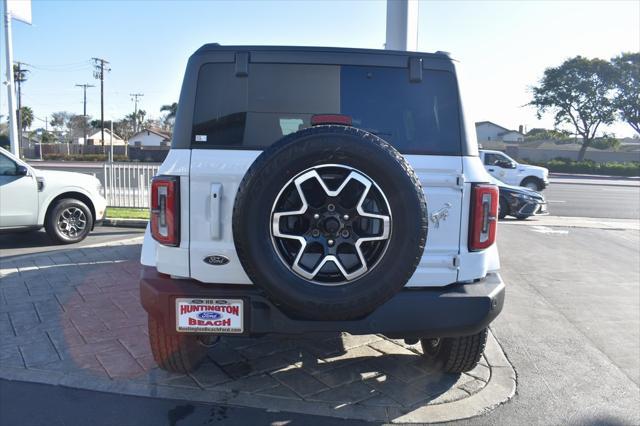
0, 147, 106, 244
139, 45, 505, 375
480, 149, 549, 191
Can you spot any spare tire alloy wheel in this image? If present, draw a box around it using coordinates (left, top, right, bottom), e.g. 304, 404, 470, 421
271, 164, 391, 285
233, 126, 427, 321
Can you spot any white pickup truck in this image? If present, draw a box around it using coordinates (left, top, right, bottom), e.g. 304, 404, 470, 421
480, 149, 549, 191
0, 147, 106, 243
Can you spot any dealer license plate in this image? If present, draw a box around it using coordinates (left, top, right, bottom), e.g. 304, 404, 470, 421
176, 298, 244, 333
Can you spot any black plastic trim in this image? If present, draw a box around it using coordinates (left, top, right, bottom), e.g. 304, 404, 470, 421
139, 267, 505, 339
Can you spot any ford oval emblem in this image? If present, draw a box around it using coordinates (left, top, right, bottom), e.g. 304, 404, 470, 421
204, 255, 230, 266
197, 312, 222, 320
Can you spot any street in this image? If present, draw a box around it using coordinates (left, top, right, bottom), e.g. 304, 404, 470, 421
0, 177, 638, 425
545, 178, 639, 220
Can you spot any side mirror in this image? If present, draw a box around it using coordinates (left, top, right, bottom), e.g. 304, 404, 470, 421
16, 165, 28, 176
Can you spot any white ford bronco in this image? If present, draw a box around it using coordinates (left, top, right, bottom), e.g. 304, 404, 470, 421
140, 45, 505, 374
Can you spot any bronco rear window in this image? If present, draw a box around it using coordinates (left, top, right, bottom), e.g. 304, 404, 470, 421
191, 63, 462, 155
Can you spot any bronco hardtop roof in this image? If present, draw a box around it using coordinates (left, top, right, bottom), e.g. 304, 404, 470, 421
194, 44, 454, 60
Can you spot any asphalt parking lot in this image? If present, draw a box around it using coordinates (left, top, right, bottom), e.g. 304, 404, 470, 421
0, 177, 638, 425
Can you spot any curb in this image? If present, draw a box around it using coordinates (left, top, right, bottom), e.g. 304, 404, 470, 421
102, 218, 148, 228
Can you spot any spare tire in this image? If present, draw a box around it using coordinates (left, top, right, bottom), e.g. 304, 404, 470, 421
233, 125, 427, 320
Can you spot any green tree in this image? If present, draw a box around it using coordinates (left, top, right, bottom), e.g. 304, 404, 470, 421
610, 52, 640, 135
50, 111, 72, 133
590, 133, 621, 150
529, 56, 616, 161
525, 127, 572, 142
136, 109, 147, 130
41, 131, 56, 144
161, 102, 178, 130
67, 114, 90, 142
19, 106, 33, 131
161, 102, 177, 119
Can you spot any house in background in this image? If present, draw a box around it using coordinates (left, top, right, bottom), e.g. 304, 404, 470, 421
127, 128, 172, 147
475, 121, 525, 143
84, 128, 126, 146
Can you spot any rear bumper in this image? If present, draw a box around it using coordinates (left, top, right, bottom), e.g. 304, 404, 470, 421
139, 267, 505, 339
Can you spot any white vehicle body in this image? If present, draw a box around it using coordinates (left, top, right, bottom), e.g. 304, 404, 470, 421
140, 46, 501, 290
0, 147, 106, 230
141, 150, 500, 288
480, 149, 549, 190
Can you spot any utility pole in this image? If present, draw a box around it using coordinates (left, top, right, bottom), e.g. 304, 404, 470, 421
385, 0, 419, 51
130, 93, 144, 133
92, 57, 110, 150
75, 83, 94, 145
14, 61, 30, 156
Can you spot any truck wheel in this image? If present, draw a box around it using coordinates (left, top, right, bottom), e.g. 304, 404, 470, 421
419, 328, 488, 373
521, 177, 542, 191
148, 315, 209, 373
45, 198, 93, 244
233, 125, 427, 321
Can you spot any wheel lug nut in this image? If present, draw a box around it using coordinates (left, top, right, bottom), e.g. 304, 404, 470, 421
341, 230, 350, 238
327, 239, 334, 246
343, 214, 350, 221
313, 213, 320, 220
327, 204, 335, 212
312, 229, 320, 237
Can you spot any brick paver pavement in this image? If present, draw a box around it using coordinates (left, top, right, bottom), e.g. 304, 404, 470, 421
0, 241, 515, 423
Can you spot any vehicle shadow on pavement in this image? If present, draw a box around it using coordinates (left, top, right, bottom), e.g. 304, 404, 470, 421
0, 229, 57, 249
0, 243, 489, 420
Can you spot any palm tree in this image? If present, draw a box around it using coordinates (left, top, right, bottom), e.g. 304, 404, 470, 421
160, 103, 178, 130
136, 109, 147, 128
160, 103, 178, 120
19, 106, 33, 131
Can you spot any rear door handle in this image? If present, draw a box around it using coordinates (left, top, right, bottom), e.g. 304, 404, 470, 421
210, 183, 222, 239
488, 168, 495, 172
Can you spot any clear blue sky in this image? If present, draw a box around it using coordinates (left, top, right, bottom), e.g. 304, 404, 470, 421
2, 0, 639, 137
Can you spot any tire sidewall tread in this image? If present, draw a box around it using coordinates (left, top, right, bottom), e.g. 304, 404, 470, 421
45, 198, 93, 245
232, 125, 428, 320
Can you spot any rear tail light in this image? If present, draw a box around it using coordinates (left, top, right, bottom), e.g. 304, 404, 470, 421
151, 176, 180, 246
311, 114, 352, 126
469, 183, 499, 251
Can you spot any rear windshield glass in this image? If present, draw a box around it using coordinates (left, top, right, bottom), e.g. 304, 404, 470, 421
192, 63, 461, 155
